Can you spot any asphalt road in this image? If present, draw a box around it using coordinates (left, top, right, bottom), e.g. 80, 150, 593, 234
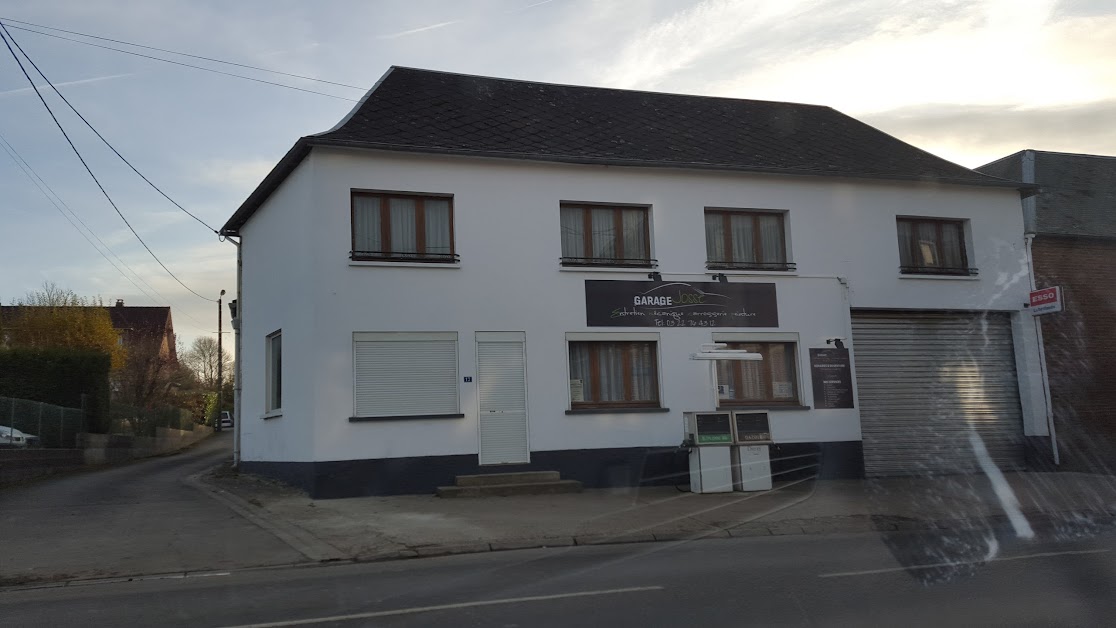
4, 528, 1116, 627
0, 432, 305, 584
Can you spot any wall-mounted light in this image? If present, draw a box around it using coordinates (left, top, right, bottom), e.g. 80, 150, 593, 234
648, 271, 663, 281
711, 273, 728, 283
228, 299, 238, 320
826, 337, 846, 349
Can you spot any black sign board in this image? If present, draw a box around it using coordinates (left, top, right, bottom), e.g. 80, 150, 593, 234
585, 280, 778, 328
734, 412, 771, 443
809, 348, 855, 409
695, 413, 732, 444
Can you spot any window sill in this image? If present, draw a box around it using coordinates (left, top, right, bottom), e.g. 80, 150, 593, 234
566, 407, 671, 415
897, 274, 980, 281
350, 261, 461, 269
559, 267, 655, 274
260, 410, 282, 420
349, 413, 465, 422
716, 405, 809, 411
709, 270, 798, 277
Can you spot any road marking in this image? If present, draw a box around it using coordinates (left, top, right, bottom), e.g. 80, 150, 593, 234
218, 585, 665, 627
818, 548, 1109, 578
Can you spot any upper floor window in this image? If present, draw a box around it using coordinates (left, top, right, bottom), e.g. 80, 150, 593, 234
896, 217, 973, 276
351, 191, 456, 262
705, 209, 792, 271
560, 203, 654, 267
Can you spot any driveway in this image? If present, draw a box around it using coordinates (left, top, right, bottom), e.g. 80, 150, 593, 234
0, 433, 305, 585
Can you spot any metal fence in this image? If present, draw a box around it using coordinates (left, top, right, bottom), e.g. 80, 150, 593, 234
0, 396, 85, 448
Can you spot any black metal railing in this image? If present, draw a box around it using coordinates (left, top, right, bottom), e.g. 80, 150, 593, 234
706, 261, 796, 272
899, 265, 978, 276
351, 251, 460, 263
560, 256, 658, 268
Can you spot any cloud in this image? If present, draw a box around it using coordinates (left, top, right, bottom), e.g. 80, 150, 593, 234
192, 158, 276, 190
0, 72, 136, 99
378, 20, 460, 40
861, 99, 1116, 166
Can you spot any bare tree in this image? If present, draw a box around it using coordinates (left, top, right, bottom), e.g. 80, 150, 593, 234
181, 336, 230, 389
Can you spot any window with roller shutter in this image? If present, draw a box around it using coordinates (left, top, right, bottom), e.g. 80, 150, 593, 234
352, 332, 461, 419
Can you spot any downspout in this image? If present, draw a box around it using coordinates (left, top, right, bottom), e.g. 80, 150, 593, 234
222, 234, 243, 468
1025, 232, 1058, 465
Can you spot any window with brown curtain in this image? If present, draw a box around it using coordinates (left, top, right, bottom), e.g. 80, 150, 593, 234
896, 217, 972, 275
704, 209, 790, 271
351, 191, 455, 262
715, 342, 799, 405
560, 204, 652, 267
568, 341, 660, 408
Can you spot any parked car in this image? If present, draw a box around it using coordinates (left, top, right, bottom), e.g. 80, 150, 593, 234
219, 411, 233, 429
0, 425, 41, 448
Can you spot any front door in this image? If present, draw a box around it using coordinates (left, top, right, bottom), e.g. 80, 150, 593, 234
476, 332, 529, 465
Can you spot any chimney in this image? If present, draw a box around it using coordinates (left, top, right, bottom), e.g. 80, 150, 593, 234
115, 299, 124, 307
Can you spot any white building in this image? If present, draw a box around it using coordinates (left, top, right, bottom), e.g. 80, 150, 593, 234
221, 67, 1046, 497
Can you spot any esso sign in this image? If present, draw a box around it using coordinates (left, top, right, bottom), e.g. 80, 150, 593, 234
1029, 287, 1063, 315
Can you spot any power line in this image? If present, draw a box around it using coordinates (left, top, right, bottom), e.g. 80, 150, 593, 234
0, 25, 217, 303
0, 22, 359, 102
0, 132, 159, 304
2, 26, 219, 234
0, 131, 219, 333
0, 16, 366, 90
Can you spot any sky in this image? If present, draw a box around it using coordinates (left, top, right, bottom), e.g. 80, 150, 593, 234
0, 0, 1113, 349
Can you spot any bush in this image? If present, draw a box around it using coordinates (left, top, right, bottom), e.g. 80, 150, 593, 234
0, 347, 111, 432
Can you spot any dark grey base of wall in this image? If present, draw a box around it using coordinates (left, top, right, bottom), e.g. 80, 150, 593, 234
241, 441, 865, 499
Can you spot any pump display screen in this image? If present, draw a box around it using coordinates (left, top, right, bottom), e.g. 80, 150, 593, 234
695, 413, 732, 443
735, 412, 771, 442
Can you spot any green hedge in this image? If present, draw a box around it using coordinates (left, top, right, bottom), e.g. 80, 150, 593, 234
0, 347, 111, 433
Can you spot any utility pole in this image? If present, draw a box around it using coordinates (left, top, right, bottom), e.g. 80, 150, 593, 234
217, 289, 225, 432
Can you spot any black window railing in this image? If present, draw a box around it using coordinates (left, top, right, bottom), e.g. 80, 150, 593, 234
351, 251, 460, 263
899, 265, 978, 276
560, 257, 658, 268
706, 261, 796, 272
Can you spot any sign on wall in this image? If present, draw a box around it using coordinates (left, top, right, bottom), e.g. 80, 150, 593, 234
809, 348, 855, 409
1028, 286, 1063, 316
584, 280, 778, 327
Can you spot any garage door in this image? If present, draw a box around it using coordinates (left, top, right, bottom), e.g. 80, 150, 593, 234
852, 311, 1024, 476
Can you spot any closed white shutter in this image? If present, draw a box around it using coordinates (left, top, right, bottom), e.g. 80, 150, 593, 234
477, 334, 529, 465
354, 333, 459, 417
852, 311, 1024, 477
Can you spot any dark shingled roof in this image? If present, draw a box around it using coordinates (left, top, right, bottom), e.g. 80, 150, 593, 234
978, 150, 1116, 239
222, 66, 1026, 234
1, 305, 171, 335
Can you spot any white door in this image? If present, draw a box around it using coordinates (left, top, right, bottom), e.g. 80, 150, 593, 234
476, 332, 529, 465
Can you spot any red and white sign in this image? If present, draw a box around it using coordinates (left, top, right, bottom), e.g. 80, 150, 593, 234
1029, 286, 1063, 316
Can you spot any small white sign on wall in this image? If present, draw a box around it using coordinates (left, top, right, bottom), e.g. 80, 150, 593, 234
570, 379, 584, 402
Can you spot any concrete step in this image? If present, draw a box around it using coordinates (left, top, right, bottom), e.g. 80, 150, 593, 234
437, 479, 583, 498
455, 471, 561, 487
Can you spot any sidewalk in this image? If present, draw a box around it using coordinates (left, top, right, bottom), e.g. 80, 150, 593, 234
202, 467, 1116, 562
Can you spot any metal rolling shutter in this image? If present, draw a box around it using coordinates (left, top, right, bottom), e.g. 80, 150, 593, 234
477, 336, 529, 465
354, 333, 459, 417
851, 311, 1024, 476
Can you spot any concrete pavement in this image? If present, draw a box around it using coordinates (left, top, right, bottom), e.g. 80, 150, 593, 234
204, 465, 1116, 562
0, 433, 306, 586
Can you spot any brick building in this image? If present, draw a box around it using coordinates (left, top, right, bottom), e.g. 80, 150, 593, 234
978, 151, 1116, 471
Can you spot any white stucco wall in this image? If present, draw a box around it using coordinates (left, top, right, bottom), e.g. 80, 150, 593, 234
238, 148, 1044, 463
